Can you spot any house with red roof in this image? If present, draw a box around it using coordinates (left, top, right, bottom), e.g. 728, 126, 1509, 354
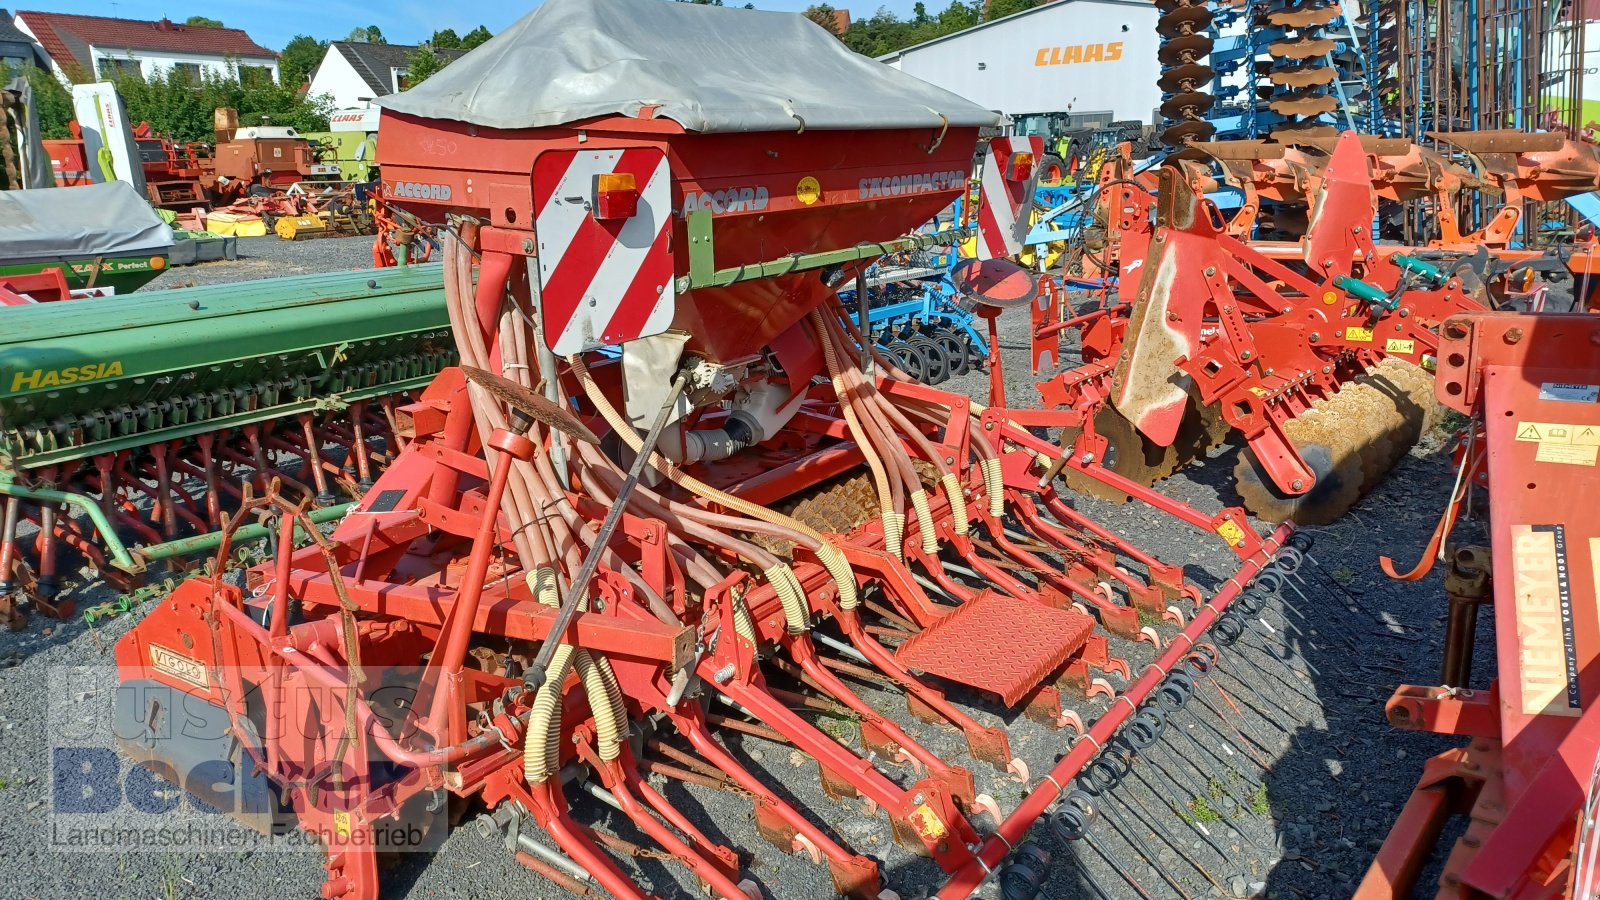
12, 11, 278, 84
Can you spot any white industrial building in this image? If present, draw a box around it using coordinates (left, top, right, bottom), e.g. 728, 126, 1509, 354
879, 0, 1161, 125
12, 11, 278, 85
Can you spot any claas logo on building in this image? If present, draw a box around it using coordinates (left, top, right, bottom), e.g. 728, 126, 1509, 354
1034, 42, 1124, 66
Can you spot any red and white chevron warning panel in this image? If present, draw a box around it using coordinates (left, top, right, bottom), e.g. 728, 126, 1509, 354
532, 148, 676, 355
974, 135, 1044, 260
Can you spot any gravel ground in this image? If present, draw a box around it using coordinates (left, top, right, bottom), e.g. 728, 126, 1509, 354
0, 247, 1488, 900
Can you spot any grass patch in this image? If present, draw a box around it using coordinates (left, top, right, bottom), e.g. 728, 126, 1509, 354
160, 855, 184, 900
818, 715, 858, 745
1250, 784, 1270, 815
1438, 408, 1471, 435
1187, 793, 1223, 823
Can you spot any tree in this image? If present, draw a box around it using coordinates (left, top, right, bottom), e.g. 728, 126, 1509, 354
429, 28, 461, 49
346, 25, 386, 44
983, 0, 1042, 20
804, 4, 842, 35
402, 46, 446, 89
935, 1, 981, 31
185, 16, 224, 28
460, 25, 493, 49
279, 35, 327, 89
0, 62, 74, 140
103, 64, 333, 143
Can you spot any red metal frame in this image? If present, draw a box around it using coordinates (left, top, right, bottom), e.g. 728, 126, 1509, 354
1359, 311, 1600, 898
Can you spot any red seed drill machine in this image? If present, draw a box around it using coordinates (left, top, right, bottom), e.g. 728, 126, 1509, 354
112, 1, 1296, 897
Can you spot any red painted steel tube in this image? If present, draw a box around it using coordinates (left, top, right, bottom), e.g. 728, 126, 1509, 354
1036, 303, 1128, 339
935, 522, 1293, 899
424, 427, 532, 733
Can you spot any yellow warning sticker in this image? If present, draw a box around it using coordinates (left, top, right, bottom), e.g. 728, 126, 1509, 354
1344, 326, 1374, 342
1216, 519, 1247, 547
1515, 422, 1600, 445
796, 176, 821, 206
1247, 386, 1268, 397
908, 803, 948, 841
1536, 443, 1599, 466
1384, 338, 1416, 354
333, 809, 352, 840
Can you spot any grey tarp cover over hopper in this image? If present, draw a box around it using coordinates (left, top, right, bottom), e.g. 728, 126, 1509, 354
0, 181, 173, 261
378, 0, 1003, 133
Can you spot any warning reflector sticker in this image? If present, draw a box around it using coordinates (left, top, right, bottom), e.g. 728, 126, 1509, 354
1510, 524, 1581, 717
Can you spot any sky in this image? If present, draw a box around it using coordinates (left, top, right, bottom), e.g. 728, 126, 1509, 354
17, 0, 929, 52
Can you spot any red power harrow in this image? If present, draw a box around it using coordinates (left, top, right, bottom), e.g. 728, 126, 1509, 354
111, 9, 1298, 898
1022, 131, 1600, 525
1358, 310, 1600, 898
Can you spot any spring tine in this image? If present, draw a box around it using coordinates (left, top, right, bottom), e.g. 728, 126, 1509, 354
1211, 636, 1319, 707
1201, 664, 1298, 736
1140, 737, 1274, 854
1111, 767, 1236, 889
1089, 795, 1198, 900
1163, 705, 1265, 791
1186, 684, 1275, 767
1250, 618, 1324, 675
1082, 830, 1157, 900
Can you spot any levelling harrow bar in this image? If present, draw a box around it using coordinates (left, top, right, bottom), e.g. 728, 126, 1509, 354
113, 2, 1299, 897
0, 265, 454, 623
